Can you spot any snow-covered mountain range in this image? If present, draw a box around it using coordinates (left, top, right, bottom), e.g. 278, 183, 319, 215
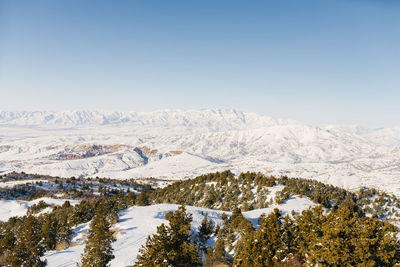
1, 109, 400, 195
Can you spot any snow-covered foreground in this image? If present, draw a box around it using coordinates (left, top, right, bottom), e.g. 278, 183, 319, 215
43, 197, 317, 267
1, 109, 400, 196
0, 197, 80, 221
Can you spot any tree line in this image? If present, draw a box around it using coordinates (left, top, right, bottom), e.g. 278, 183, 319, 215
1, 170, 400, 266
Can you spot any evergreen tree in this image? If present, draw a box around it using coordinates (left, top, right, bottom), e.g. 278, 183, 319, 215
210, 231, 230, 265
135, 192, 150, 206
233, 208, 284, 266
0, 223, 16, 264
80, 205, 116, 267
7, 215, 47, 267
56, 211, 73, 247
134, 205, 201, 267
41, 214, 58, 250
307, 207, 400, 266
292, 205, 325, 260
198, 215, 214, 249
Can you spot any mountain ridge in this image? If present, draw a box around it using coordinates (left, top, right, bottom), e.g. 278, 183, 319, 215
0, 109, 399, 195
0, 109, 300, 130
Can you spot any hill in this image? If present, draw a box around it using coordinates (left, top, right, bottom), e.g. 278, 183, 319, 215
0, 109, 400, 196
1, 171, 400, 266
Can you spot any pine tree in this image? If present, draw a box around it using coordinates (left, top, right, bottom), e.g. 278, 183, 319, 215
198, 215, 214, 249
0, 223, 16, 264
41, 214, 58, 250
293, 205, 325, 260
233, 208, 284, 266
7, 215, 47, 267
56, 211, 73, 247
135, 192, 150, 206
204, 233, 231, 267
213, 231, 229, 264
307, 207, 400, 266
80, 205, 116, 267
203, 246, 215, 267
307, 207, 357, 265
134, 205, 201, 267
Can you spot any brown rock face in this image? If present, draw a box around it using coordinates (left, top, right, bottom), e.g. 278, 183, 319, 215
49, 144, 183, 161
50, 144, 133, 160
136, 146, 158, 156
170, 150, 183, 155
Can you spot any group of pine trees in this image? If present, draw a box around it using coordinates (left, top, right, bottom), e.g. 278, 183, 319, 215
79, 200, 117, 267
1, 170, 400, 265
233, 206, 399, 266
135, 206, 201, 266
0, 173, 149, 201
136, 205, 400, 266
145, 170, 400, 221
0, 192, 135, 266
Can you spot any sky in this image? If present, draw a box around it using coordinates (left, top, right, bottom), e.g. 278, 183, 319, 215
0, 0, 399, 128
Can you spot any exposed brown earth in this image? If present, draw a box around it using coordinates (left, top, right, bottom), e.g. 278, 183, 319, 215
49, 144, 183, 161
136, 146, 158, 156
170, 150, 183, 155
50, 144, 133, 160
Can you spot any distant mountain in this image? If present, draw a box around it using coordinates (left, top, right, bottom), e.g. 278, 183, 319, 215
0, 109, 289, 130
0, 109, 399, 195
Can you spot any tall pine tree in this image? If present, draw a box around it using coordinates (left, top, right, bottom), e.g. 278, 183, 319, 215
233, 208, 284, 266
134, 205, 201, 267
80, 204, 116, 267
198, 215, 214, 250
7, 215, 47, 267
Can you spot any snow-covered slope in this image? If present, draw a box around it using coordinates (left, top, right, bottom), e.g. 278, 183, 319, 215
0, 109, 400, 195
44, 199, 316, 266
0, 197, 80, 221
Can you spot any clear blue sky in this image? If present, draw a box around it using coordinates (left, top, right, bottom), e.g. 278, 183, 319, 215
0, 0, 399, 127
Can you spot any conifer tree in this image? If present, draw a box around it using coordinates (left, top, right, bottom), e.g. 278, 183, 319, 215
233, 208, 284, 266
292, 205, 325, 260
80, 205, 116, 267
198, 215, 214, 249
204, 234, 231, 267
307, 207, 400, 266
41, 214, 58, 250
134, 205, 201, 267
211, 231, 229, 264
203, 247, 215, 267
56, 211, 73, 246
135, 192, 150, 206
0, 223, 16, 264
7, 215, 47, 267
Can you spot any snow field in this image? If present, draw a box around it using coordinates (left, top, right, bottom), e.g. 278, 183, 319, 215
44, 195, 316, 266
0, 197, 80, 221
1, 109, 400, 196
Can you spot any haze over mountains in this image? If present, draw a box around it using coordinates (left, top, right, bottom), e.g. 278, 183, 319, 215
1, 109, 400, 195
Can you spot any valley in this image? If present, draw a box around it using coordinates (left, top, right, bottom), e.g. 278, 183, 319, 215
1, 109, 400, 196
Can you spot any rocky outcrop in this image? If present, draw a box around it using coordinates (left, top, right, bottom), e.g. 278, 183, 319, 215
50, 144, 133, 160
49, 144, 183, 162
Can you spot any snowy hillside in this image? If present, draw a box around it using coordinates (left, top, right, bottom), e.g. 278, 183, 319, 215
2, 171, 400, 266
0, 109, 400, 195
0, 197, 80, 221
44, 200, 317, 266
